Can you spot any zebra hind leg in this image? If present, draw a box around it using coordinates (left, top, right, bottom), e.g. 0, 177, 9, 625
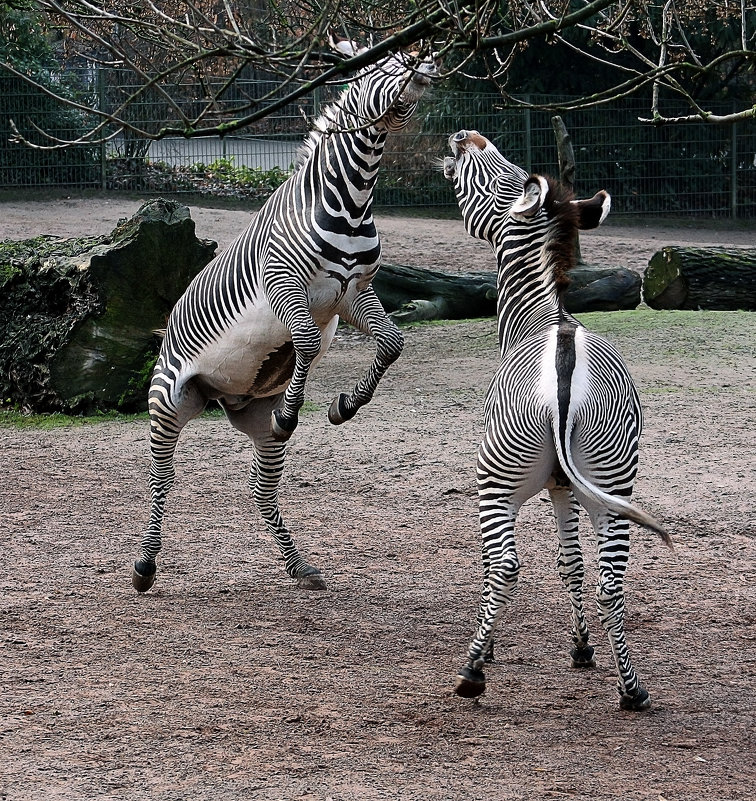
455, 497, 520, 699
592, 512, 651, 711
549, 487, 595, 668
250, 441, 325, 590
226, 398, 325, 590
328, 288, 404, 425
133, 377, 205, 592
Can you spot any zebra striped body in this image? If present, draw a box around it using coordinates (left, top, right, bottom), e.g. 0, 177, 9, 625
444, 131, 670, 711
132, 53, 437, 593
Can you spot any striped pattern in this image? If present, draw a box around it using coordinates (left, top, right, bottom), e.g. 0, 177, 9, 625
445, 130, 669, 710
132, 53, 436, 593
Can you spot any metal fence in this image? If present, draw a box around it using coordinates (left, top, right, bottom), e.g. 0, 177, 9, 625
1, 72, 754, 217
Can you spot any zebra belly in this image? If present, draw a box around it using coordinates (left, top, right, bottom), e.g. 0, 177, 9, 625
188, 306, 338, 400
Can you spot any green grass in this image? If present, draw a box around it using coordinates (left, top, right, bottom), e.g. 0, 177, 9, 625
0, 399, 322, 430
0, 408, 147, 429
574, 308, 752, 333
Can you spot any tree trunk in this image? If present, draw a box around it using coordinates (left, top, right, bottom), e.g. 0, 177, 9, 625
375, 262, 641, 322
0, 199, 216, 413
643, 247, 756, 310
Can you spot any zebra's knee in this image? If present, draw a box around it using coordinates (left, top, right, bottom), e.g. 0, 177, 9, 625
291, 325, 322, 362
487, 553, 521, 594
596, 573, 624, 619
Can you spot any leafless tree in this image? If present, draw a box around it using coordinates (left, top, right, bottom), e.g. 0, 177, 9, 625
2, 0, 754, 149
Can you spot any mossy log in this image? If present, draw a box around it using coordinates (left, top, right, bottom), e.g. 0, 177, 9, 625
643, 247, 756, 310
376, 262, 641, 323
0, 199, 216, 413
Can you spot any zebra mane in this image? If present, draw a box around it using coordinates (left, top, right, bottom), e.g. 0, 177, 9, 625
294, 86, 350, 170
540, 176, 581, 293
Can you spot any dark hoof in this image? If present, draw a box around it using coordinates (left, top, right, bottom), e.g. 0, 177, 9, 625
327, 393, 357, 426
455, 666, 486, 698
132, 560, 156, 593
619, 686, 651, 711
570, 644, 596, 668
271, 409, 297, 442
295, 568, 326, 591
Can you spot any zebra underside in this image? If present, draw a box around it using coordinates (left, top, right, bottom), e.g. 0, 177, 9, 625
456, 322, 671, 711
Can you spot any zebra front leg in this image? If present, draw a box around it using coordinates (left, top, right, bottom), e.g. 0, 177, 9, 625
328, 286, 403, 425
549, 486, 595, 668
455, 492, 520, 698
592, 512, 650, 710
268, 283, 322, 442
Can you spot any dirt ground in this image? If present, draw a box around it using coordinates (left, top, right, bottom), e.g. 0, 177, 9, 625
1, 196, 755, 801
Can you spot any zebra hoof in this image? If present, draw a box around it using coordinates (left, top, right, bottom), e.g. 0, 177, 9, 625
570, 644, 596, 668
454, 666, 486, 698
327, 393, 357, 426
619, 686, 652, 711
295, 567, 326, 591
271, 409, 297, 442
132, 560, 156, 593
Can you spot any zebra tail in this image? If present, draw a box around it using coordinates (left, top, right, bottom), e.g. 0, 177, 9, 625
552, 325, 672, 548
555, 437, 673, 548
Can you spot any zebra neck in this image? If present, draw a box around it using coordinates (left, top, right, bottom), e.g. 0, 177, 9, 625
495, 248, 567, 355
313, 115, 388, 223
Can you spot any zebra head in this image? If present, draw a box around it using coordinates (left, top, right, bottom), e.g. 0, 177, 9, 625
444, 130, 611, 244
349, 52, 439, 133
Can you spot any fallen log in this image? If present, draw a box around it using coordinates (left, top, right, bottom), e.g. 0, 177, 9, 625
0, 199, 217, 413
372, 263, 497, 322
643, 246, 756, 310
375, 262, 641, 322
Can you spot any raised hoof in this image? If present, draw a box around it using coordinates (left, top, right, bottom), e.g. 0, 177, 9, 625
619, 686, 652, 711
295, 568, 326, 591
570, 644, 596, 668
327, 393, 357, 426
271, 409, 297, 442
132, 561, 156, 593
454, 666, 486, 698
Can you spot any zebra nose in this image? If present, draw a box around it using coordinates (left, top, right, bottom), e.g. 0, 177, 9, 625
454, 131, 467, 142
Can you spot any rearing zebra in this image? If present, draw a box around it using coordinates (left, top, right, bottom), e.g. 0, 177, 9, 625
131, 52, 437, 594
443, 130, 672, 711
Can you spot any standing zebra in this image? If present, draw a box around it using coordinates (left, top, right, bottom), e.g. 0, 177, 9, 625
131, 52, 437, 594
443, 130, 671, 711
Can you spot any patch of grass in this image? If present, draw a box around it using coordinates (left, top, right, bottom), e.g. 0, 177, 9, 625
0, 398, 322, 429
0, 407, 146, 429
575, 308, 752, 336
570, 309, 755, 364
399, 317, 491, 329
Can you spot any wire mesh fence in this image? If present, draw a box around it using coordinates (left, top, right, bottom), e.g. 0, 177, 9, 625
1, 71, 754, 217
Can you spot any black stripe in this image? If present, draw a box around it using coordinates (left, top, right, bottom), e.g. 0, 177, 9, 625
556, 321, 578, 447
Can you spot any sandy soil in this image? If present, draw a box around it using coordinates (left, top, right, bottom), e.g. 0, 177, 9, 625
1, 196, 755, 801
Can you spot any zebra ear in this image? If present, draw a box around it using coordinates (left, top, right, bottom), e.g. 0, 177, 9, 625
510, 176, 549, 221
572, 190, 611, 229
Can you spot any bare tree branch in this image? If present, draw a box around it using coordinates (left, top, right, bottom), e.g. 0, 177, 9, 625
1, 0, 753, 150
